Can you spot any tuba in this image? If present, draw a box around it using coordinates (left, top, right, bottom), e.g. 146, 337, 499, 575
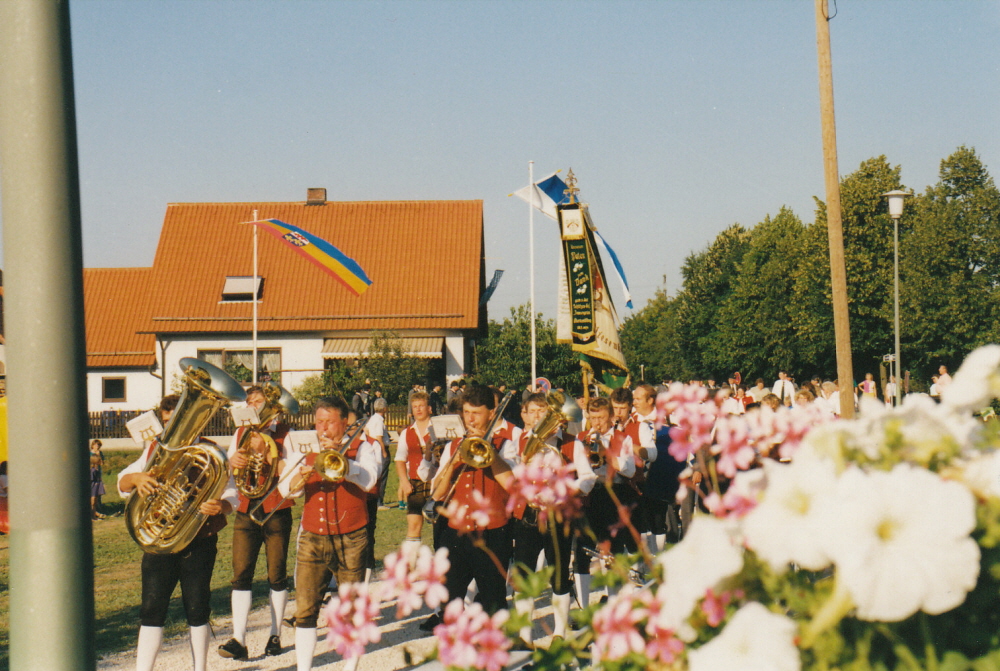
522, 390, 583, 463
233, 382, 299, 500
125, 358, 247, 554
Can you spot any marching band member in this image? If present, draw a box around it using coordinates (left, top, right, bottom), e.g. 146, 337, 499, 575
395, 391, 435, 555
363, 397, 392, 583
118, 395, 238, 671
287, 397, 382, 671
428, 385, 516, 622
610, 387, 657, 555
218, 386, 292, 660
573, 397, 636, 608
510, 393, 596, 647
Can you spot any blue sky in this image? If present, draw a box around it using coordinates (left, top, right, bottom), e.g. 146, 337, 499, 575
10, 0, 997, 322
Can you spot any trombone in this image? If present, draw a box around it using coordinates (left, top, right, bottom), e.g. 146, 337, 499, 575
422, 391, 513, 524
247, 415, 367, 525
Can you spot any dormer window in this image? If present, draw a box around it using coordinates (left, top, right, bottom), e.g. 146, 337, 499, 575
221, 276, 263, 302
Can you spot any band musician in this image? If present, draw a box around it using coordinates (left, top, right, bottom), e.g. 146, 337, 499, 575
286, 396, 382, 671
218, 385, 292, 660
573, 396, 636, 607
395, 391, 435, 556
427, 385, 516, 625
118, 395, 238, 671
510, 393, 596, 647
609, 387, 657, 555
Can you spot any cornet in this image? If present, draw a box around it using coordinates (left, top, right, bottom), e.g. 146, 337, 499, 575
587, 431, 606, 469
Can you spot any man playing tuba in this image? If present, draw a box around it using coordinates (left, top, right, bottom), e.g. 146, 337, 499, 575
118, 394, 239, 671
218, 385, 294, 661
286, 396, 382, 671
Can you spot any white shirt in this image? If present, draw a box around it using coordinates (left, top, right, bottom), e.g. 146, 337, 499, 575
574, 427, 635, 483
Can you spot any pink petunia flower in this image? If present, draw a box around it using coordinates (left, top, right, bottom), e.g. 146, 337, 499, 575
668, 402, 718, 462
506, 450, 583, 527
322, 582, 382, 660
591, 591, 649, 662
414, 546, 450, 610
712, 415, 755, 478
435, 599, 511, 671
639, 588, 686, 664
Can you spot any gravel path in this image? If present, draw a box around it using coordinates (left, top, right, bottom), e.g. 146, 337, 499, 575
96, 585, 548, 671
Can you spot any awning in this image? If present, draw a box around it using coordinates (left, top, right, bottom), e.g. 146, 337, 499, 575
321, 337, 444, 359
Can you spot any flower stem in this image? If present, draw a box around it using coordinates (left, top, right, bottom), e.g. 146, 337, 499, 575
800, 576, 854, 649
919, 613, 938, 671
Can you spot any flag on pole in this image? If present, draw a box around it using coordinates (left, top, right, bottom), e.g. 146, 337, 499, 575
511, 171, 570, 221
249, 219, 372, 296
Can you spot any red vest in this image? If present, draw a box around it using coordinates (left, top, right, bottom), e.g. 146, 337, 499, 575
511, 431, 579, 520
299, 443, 369, 536
399, 424, 429, 480
235, 424, 294, 514
446, 436, 509, 532
618, 417, 646, 483
578, 429, 628, 482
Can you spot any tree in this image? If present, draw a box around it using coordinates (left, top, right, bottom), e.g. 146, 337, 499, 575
901, 146, 1000, 375
475, 305, 582, 394
620, 287, 686, 383
358, 331, 431, 404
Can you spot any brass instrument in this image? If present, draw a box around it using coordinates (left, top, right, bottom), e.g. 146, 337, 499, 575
587, 431, 606, 469
423, 392, 513, 523
233, 382, 300, 500
522, 391, 581, 463
125, 358, 247, 554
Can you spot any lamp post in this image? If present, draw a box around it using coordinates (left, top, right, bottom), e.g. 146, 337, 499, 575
883, 189, 909, 407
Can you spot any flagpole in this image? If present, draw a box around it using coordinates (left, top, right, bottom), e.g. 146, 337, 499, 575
529, 161, 537, 392
252, 208, 259, 385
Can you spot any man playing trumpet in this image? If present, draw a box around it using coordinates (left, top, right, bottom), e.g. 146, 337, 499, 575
287, 397, 382, 671
218, 385, 293, 661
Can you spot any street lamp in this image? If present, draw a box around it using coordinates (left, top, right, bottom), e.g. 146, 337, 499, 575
883, 189, 910, 407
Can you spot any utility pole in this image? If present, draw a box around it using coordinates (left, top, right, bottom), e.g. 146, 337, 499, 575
815, 0, 855, 419
0, 1, 95, 669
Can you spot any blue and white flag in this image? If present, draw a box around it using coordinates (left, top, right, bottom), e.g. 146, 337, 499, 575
511, 172, 571, 221
479, 269, 505, 306
592, 230, 633, 309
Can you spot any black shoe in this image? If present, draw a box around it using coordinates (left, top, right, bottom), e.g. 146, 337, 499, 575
218, 638, 248, 660
418, 613, 442, 632
264, 635, 281, 657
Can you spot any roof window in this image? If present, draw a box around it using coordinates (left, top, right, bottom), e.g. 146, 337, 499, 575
221, 276, 263, 302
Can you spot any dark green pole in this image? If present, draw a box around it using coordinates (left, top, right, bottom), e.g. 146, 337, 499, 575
0, 2, 95, 670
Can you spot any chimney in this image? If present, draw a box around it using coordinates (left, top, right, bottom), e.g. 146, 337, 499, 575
306, 188, 327, 205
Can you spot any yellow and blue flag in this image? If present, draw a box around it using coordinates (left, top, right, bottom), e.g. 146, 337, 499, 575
250, 219, 372, 296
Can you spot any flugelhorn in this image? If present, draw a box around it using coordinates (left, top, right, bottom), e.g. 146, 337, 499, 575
423, 392, 513, 523
125, 358, 247, 554
587, 431, 606, 469
233, 382, 299, 500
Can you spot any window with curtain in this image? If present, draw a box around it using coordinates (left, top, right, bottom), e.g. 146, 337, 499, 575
196, 348, 281, 384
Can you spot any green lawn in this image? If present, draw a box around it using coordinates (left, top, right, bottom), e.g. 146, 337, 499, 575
0, 447, 430, 670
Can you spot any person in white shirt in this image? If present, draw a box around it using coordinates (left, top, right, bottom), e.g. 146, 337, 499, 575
772, 372, 795, 407
395, 392, 434, 556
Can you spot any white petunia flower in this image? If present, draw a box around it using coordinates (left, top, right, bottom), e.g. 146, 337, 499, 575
942, 344, 1000, 413
950, 450, 1000, 500
654, 515, 744, 637
687, 602, 800, 671
819, 464, 980, 621
741, 454, 838, 572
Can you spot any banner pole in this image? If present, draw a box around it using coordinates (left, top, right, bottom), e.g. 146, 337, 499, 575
252, 209, 259, 384
529, 161, 537, 391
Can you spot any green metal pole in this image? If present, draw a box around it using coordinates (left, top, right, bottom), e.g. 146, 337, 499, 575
0, 2, 95, 670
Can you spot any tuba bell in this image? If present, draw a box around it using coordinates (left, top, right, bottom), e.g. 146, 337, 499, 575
233, 382, 300, 500
125, 358, 247, 554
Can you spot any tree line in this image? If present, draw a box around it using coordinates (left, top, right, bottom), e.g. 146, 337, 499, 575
622, 146, 1000, 389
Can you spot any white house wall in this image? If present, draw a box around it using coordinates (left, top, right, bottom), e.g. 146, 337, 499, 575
86, 369, 163, 412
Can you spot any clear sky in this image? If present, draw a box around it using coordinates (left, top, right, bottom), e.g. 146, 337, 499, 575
6, 0, 997, 322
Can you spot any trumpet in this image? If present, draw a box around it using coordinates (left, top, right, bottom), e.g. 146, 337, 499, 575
233, 382, 299, 500
423, 392, 513, 524
312, 414, 369, 483
587, 431, 606, 469
246, 415, 367, 526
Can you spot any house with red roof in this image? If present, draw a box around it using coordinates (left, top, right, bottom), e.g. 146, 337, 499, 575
84, 189, 486, 411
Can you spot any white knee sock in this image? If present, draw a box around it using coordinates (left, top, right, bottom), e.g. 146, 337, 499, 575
231, 589, 252, 644
364, 567, 373, 584
401, 536, 422, 557
464, 579, 478, 605
654, 534, 667, 554
295, 627, 317, 671
643, 532, 658, 556
515, 597, 534, 644
535, 550, 546, 572
551, 592, 572, 638
136, 626, 163, 671
574, 573, 592, 609
270, 589, 289, 637
189, 624, 210, 671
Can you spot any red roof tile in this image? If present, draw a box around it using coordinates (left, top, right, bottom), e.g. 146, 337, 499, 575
84, 267, 155, 368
